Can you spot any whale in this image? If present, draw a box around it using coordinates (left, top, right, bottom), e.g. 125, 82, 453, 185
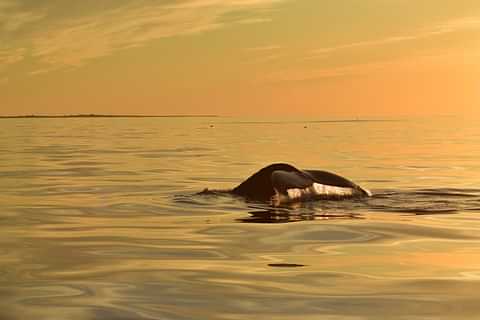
230, 163, 371, 204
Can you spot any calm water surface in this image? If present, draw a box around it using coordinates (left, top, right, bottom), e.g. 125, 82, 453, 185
2, 116, 480, 319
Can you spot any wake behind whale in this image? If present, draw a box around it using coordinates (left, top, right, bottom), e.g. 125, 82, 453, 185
201, 163, 371, 205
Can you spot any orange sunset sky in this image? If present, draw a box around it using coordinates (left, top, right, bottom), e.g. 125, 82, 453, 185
1, 0, 479, 117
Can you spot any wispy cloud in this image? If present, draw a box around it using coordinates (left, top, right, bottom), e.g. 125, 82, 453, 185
245, 45, 281, 52
260, 61, 390, 83
260, 51, 471, 83
237, 17, 272, 24
311, 17, 480, 57
260, 16, 480, 83
0, 0, 46, 32
0, 45, 26, 69
242, 44, 283, 64
0, 0, 286, 74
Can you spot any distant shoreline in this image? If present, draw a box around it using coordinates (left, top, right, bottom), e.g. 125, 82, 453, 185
0, 114, 219, 119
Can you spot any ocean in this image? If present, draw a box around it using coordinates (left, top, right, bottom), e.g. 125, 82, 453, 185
2, 116, 480, 319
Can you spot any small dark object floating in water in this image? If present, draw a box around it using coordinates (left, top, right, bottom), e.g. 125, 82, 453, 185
268, 263, 306, 268
229, 163, 371, 204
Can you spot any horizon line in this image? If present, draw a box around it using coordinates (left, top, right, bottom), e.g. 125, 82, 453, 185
0, 114, 220, 119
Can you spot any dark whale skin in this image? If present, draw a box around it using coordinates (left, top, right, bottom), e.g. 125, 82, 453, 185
232, 163, 370, 202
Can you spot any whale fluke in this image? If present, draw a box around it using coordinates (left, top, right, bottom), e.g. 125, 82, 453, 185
232, 163, 370, 203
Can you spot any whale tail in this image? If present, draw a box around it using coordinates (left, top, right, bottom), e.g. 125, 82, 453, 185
232, 163, 371, 203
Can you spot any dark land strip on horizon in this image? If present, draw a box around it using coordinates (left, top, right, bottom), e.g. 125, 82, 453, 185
0, 114, 402, 123
0, 114, 219, 119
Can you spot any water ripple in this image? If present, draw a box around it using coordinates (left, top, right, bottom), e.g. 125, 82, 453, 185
3, 117, 480, 320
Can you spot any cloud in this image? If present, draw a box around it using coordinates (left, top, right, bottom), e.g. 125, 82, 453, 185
242, 44, 284, 65
166, 0, 284, 9
0, 45, 26, 68
0, 0, 286, 74
236, 17, 272, 24
260, 51, 469, 83
260, 61, 390, 83
0, 1, 46, 32
245, 45, 281, 52
434, 17, 480, 33
311, 17, 480, 57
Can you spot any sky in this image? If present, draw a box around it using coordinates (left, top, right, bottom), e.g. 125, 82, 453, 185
1, 0, 479, 117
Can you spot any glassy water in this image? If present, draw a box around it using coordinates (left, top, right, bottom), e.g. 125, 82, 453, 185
2, 116, 480, 320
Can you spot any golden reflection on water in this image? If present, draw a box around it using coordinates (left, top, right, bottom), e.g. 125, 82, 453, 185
2, 117, 480, 319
